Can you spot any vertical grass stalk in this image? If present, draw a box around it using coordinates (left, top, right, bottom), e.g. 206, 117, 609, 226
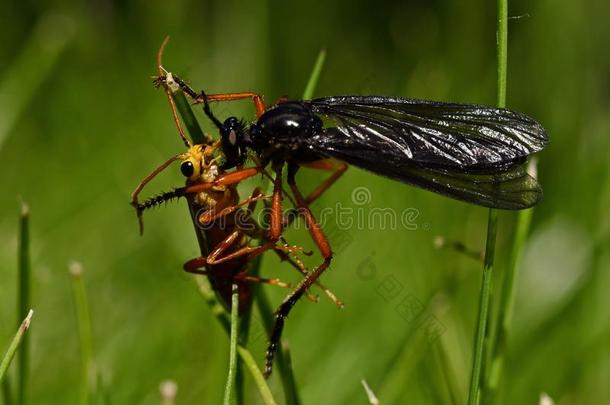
0, 14, 74, 151
485, 163, 536, 400
302, 49, 326, 100
467, 1, 507, 404
17, 203, 30, 405
223, 285, 240, 405
195, 277, 277, 405
0, 311, 34, 384
69, 262, 93, 405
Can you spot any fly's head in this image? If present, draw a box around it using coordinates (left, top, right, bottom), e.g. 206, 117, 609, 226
219, 117, 249, 170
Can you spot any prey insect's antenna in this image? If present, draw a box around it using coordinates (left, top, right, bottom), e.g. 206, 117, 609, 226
156, 36, 192, 148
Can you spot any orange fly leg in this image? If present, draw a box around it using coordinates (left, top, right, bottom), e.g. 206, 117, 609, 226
264, 163, 335, 378
301, 159, 348, 204
204, 92, 266, 118
157, 72, 267, 118
280, 159, 347, 231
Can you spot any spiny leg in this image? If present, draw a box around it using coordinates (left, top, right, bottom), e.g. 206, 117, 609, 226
264, 163, 334, 378
239, 189, 330, 304
255, 163, 344, 306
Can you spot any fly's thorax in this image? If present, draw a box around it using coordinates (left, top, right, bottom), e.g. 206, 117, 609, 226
250, 101, 323, 157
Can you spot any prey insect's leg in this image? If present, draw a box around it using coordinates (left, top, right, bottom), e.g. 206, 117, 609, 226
183, 229, 288, 289
184, 258, 290, 288
235, 274, 290, 288
130, 154, 182, 234
198, 192, 270, 225
264, 163, 334, 378
192, 163, 286, 265
135, 167, 264, 226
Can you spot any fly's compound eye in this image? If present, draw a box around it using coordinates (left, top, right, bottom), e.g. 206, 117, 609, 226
180, 160, 195, 178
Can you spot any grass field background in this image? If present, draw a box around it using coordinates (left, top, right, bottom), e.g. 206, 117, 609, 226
1, 1, 609, 404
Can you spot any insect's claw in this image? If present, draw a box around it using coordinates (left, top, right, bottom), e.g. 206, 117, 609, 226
136, 210, 145, 235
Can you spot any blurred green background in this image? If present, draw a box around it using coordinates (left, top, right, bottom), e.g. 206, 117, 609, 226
1, 0, 609, 404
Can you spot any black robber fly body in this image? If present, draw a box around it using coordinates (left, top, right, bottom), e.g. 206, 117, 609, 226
154, 71, 548, 377
243, 97, 546, 209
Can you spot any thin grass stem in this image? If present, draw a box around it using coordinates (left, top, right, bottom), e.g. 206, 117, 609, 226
223, 285, 240, 405
2, 379, 12, 405
69, 262, 93, 405
0, 14, 74, 151
0, 311, 33, 384
485, 161, 537, 400
467, 1, 507, 403
302, 49, 326, 100
171, 90, 208, 145
17, 203, 30, 405
195, 277, 277, 405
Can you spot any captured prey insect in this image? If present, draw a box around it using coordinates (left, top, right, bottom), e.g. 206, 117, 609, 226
154, 70, 548, 377
130, 45, 342, 316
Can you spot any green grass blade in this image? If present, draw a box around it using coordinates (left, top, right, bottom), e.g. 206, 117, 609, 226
195, 276, 231, 331
2, 378, 13, 405
467, 209, 498, 405
195, 277, 277, 405
69, 262, 93, 405
235, 347, 277, 405
223, 285, 240, 405
17, 203, 30, 405
468, 1, 507, 403
0, 14, 74, 151
0, 311, 33, 384
302, 49, 326, 100
171, 90, 209, 145
485, 160, 537, 400
496, 0, 508, 110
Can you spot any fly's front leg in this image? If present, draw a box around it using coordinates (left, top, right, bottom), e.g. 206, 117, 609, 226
155, 73, 267, 117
